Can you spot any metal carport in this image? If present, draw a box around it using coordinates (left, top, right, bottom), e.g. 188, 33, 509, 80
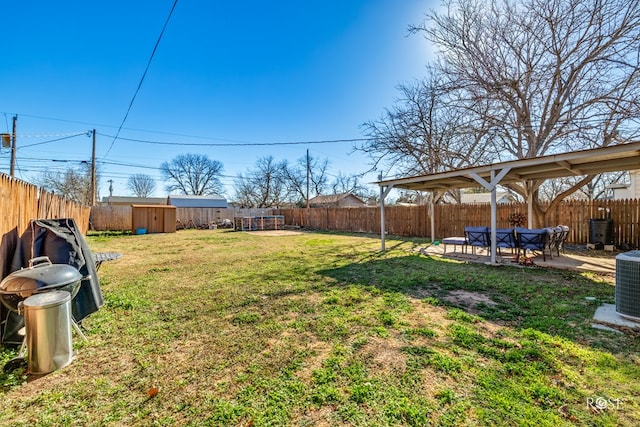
375, 141, 640, 264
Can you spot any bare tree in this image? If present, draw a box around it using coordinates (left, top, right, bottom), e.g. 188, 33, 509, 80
233, 156, 289, 207
539, 171, 628, 201
127, 174, 157, 197
413, 0, 640, 225
330, 172, 376, 202
160, 154, 224, 196
359, 73, 493, 202
39, 163, 96, 205
281, 154, 330, 205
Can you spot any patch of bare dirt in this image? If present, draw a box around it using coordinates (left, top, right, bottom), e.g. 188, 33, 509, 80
442, 290, 497, 314
357, 336, 407, 375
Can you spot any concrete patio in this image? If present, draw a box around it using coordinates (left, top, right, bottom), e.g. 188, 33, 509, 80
420, 243, 616, 275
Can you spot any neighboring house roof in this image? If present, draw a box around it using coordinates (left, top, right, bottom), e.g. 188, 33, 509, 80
309, 193, 366, 207
102, 196, 166, 205
460, 192, 514, 204
167, 194, 228, 208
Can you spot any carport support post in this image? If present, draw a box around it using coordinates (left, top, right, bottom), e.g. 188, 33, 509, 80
469, 167, 511, 265
527, 190, 534, 229
380, 178, 385, 251
379, 174, 394, 252
490, 177, 497, 264
430, 193, 435, 244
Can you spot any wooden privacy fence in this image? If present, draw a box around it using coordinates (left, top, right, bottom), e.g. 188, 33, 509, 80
90, 199, 640, 247
277, 199, 640, 248
90, 206, 275, 231
0, 174, 91, 278
90, 205, 132, 231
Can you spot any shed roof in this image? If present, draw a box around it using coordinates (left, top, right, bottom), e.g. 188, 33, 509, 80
167, 194, 228, 208
102, 196, 166, 205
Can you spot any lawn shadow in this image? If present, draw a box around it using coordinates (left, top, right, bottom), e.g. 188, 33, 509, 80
317, 253, 638, 354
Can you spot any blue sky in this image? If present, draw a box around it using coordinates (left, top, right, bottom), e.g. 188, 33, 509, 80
0, 0, 435, 199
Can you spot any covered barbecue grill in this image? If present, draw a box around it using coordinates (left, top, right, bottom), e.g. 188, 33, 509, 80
0, 257, 82, 313
0, 257, 84, 372
1, 218, 103, 345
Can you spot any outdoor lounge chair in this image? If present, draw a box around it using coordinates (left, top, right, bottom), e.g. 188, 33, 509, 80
494, 228, 517, 255
464, 226, 490, 254
515, 227, 550, 261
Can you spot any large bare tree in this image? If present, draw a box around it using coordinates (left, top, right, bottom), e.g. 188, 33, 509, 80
413, 0, 640, 225
127, 174, 156, 197
359, 72, 493, 202
160, 154, 224, 196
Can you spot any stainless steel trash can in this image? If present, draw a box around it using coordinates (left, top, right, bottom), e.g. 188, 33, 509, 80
23, 290, 74, 374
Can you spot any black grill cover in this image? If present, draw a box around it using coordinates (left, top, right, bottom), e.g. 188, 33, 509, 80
1, 218, 103, 345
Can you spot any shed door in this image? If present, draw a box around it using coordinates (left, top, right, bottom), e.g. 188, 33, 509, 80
148, 208, 164, 233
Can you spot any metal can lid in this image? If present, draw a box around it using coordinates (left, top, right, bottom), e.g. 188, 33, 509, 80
24, 290, 71, 309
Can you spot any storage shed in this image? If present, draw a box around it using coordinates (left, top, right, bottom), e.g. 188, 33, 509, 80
131, 204, 177, 234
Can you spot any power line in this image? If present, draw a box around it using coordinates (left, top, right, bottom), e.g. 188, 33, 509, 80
97, 132, 372, 147
0, 113, 372, 146
104, 0, 178, 158
18, 132, 89, 149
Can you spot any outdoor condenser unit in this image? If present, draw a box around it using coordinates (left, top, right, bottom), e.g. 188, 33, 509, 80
615, 250, 640, 321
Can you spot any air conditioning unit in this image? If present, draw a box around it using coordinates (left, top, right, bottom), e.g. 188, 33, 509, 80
615, 251, 640, 321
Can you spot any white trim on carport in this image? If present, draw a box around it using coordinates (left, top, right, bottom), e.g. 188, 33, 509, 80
376, 141, 640, 264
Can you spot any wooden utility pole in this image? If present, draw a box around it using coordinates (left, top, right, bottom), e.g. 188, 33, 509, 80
90, 129, 97, 206
9, 116, 17, 177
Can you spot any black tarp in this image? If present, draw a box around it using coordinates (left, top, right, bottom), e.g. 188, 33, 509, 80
1, 218, 103, 345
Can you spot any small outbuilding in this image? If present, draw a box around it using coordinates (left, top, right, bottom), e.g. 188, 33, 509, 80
309, 193, 366, 208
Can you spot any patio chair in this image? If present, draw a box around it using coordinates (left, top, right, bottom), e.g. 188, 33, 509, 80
551, 225, 570, 256
515, 227, 551, 261
464, 226, 490, 254
494, 228, 517, 255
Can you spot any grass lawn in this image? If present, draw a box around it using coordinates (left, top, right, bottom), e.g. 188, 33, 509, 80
0, 229, 638, 426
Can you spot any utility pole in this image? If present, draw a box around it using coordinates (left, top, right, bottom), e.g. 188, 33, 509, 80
306, 149, 310, 208
90, 129, 97, 206
9, 115, 17, 177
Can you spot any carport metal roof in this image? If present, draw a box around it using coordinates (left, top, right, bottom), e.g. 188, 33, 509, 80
375, 141, 640, 263
377, 141, 640, 192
